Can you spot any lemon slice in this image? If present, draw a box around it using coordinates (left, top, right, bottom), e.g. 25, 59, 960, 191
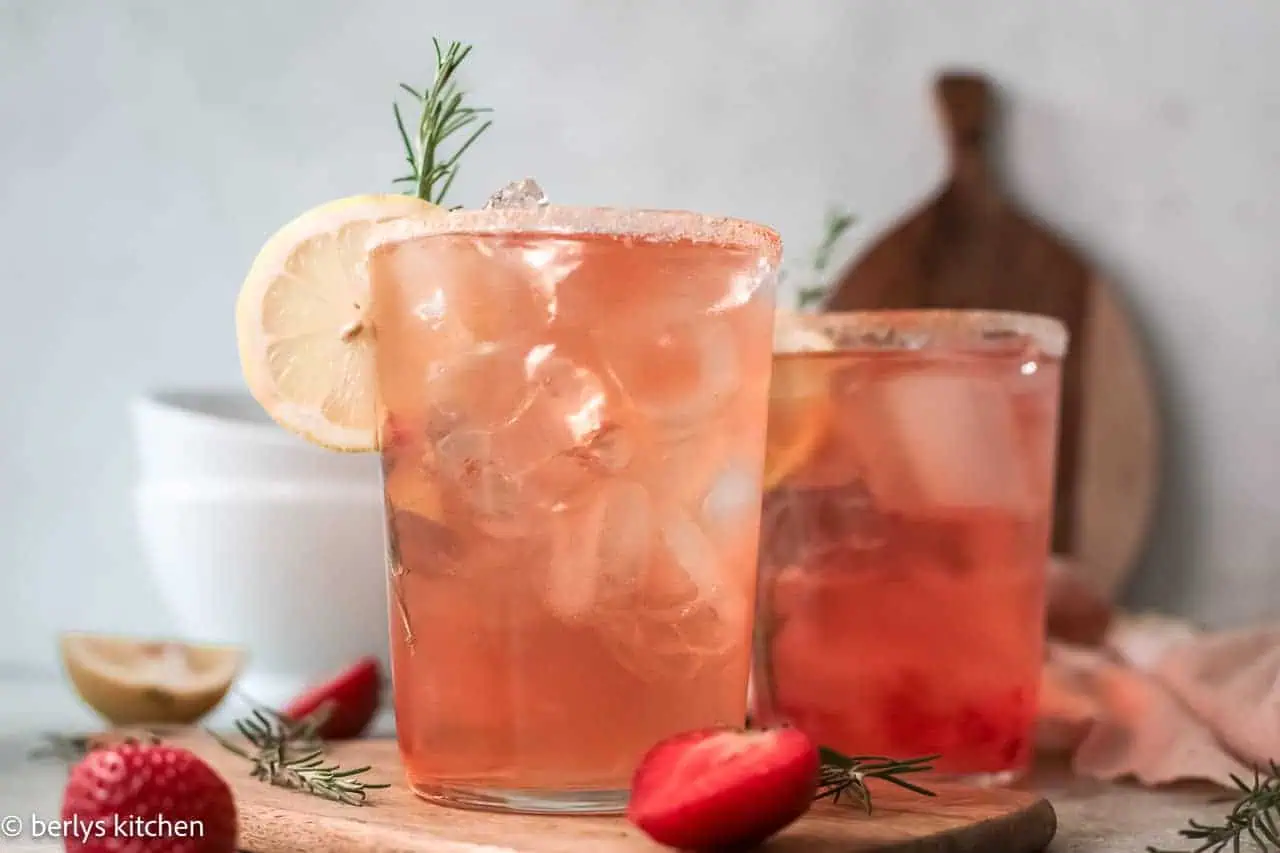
236, 194, 446, 451
60, 632, 245, 726
764, 312, 837, 489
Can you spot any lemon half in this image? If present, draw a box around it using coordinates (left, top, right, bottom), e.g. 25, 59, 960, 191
60, 632, 245, 726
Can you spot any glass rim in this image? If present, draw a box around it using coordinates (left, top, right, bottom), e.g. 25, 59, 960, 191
775, 309, 1070, 358
366, 205, 783, 264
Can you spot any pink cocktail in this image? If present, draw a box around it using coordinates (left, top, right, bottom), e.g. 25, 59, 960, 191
753, 310, 1067, 784
368, 208, 780, 813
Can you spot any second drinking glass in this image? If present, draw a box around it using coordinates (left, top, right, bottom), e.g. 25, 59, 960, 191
753, 310, 1067, 786
367, 207, 781, 814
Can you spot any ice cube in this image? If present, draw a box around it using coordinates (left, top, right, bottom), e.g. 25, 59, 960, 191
485, 178, 549, 210
426, 343, 535, 431
429, 236, 560, 341
835, 366, 1034, 513
700, 459, 763, 545
1008, 361, 1062, 503
633, 428, 728, 507
521, 431, 628, 509
430, 345, 640, 523
649, 510, 747, 634
367, 240, 478, 418
597, 485, 652, 590
525, 347, 610, 441
544, 479, 651, 620
652, 511, 751, 669
653, 512, 722, 609
600, 315, 739, 431
434, 429, 525, 537
507, 350, 633, 506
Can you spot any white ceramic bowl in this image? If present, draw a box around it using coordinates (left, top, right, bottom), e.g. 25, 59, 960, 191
134, 480, 391, 707
131, 389, 381, 485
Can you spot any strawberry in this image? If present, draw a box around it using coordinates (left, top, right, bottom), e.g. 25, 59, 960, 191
628, 726, 820, 851
61, 742, 236, 853
282, 656, 382, 739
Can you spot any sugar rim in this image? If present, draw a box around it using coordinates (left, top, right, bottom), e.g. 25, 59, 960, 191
777, 309, 1070, 358
366, 205, 783, 265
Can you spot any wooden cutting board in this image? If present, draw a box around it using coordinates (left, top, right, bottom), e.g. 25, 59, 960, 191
823, 71, 1160, 597
177, 735, 1056, 852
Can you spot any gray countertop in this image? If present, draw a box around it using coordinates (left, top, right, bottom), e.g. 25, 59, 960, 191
0, 674, 1232, 852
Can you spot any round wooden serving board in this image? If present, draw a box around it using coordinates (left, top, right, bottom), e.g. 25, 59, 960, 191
823, 71, 1161, 597
177, 735, 1056, 853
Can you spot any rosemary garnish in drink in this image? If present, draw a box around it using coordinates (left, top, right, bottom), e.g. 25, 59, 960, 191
210, 705, 389, 806
392, 38, 493, 206
815, 746, 937, 813
1148, 763, 1280, 853
794, 207, 857, 309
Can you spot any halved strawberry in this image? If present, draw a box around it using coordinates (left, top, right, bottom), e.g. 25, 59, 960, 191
628, 726, 820, 851
281, 656, 382, 739
62, 742, 237, 853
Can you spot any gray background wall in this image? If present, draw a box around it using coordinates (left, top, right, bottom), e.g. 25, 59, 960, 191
2, 0, 1277, 674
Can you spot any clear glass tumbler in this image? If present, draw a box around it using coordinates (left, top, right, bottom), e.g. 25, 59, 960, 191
753, 310, 1067, 786
366, 207, 780, 813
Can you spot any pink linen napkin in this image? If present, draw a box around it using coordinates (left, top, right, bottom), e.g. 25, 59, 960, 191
1038, 559, 1279, 788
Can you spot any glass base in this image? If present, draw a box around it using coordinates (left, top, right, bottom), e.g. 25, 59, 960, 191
409, 780, 630, 815
922, 768, 1023, 788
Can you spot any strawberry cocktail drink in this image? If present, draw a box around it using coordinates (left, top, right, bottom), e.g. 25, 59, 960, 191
369, 206, 779, 811
754, 310, 1066, 784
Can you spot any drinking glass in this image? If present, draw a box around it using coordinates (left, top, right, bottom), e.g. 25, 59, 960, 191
366, 207, 780, 813
752, 310, 1067, 785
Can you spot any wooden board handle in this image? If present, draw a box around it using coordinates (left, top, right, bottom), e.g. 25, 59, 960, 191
935, 72, 993, 185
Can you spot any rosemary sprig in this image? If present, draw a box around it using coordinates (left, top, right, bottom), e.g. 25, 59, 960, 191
1148, 763, 1280, 853
392, 38, 493, 207
815, 746, 938, 814
210, 704, 389, 807
29, 730, 163, 767
813, 209, 857, 276
29, 732, 96, 765
794, 207, 857, 309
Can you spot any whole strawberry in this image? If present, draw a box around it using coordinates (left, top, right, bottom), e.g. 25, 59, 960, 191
62, 742, 237, 853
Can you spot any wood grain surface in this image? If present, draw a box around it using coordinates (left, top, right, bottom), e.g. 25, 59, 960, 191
173, 735, 1056, 853
823, 71, 1160, 596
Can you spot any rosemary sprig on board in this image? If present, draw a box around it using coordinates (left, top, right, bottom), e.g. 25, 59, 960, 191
29, 730, 162, 767
815, 746, 938, 814
392, 38, 493, 206
1148, 763, 1280, 853
29, 733, 97, 765
210, 705, 389, 807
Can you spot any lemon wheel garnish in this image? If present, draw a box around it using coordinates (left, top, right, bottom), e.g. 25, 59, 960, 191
59, 632, 245, 726
763, 361, 833, 490
763, 313, 837, 490
235, 194, 446, 451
